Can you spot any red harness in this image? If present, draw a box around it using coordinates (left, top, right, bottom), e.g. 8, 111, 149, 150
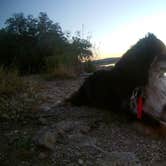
137, 96, 143, 120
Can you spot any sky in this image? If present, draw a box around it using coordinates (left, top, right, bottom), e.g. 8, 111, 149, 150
1, 0, 166, 58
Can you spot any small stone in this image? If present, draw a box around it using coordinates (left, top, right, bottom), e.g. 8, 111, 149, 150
33, 128, 57, 150
23, 131, 27, 135
80, 126, 91, 134
38, 152, 47, 159
78, 159, 84, 165
39, 106, 50, 112
38, 117, 47, 125
56, 100, 61, 105
14, 130, 19, 134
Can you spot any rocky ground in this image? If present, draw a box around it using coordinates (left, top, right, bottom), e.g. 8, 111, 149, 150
0, 76, 166, 166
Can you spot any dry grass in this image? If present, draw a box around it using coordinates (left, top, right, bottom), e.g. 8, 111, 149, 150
0, 68, 41, 121
44, 64, 78, 80
0, 68, 24, 96
51, 65, 77, 78
44, 55, 95, 80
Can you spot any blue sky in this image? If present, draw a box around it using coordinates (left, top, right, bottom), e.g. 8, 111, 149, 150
1, 0, 166, 58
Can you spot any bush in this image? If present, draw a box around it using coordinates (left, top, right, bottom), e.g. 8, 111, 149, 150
0, 68, 24, 95
43, 56, 96, 80
0, 68, 40, 121
44, 65, 77, 80
43, 54, 82, 79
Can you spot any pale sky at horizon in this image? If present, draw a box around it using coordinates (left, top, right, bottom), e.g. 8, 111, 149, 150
0, 0, 166, 59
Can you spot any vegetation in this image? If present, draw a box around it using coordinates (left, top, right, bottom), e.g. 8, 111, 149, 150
83, 60, 96, 73
0, 12, 93, 75
0, 12, 95, 121
0, 68, 40, 121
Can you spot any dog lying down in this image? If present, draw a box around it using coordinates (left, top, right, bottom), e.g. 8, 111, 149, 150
67, 33, 166, 136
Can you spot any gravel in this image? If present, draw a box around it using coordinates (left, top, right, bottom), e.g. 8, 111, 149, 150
1, 77, 166, 166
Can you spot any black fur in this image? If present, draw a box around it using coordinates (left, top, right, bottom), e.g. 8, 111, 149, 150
69, 33, 166, 113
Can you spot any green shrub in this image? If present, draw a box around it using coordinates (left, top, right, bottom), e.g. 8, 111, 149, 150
0, 68, 40, 121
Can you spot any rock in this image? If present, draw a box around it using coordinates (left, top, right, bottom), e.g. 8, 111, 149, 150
33, 128, 57, 150
80, 126, 91, 134
68, 133, 96, 148
55, 100, 61, 105
38, 117, 47, 125
56, 120, 90, 135
97, 152, 141, 166
38, 152, 47, 159
78, 159, 84, 165
14, 130, 19, 134
39, 105, 50, 112
56, 121, 80, 132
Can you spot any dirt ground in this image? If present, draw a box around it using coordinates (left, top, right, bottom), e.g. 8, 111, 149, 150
0, 76, 166, 166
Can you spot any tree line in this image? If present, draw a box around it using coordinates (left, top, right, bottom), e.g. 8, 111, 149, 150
0, 12, 93, 74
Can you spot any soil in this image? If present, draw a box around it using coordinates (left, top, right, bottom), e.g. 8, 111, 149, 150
0, 76, 166, 166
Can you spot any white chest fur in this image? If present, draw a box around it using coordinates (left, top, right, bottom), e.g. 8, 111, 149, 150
144, 60, 166, 121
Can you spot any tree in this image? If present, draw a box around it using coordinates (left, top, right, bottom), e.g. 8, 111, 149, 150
0, 12, 93, 74
38, 12, 53, 34
26, 15, 38, 37
71, 35, 92, 61
5, 13, 27, 35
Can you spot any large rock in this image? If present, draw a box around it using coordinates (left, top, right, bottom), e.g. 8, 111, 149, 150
33, 127, 57, 150
33, 120, 91, 150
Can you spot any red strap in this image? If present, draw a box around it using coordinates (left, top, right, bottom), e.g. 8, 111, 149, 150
137, 96, 143, 120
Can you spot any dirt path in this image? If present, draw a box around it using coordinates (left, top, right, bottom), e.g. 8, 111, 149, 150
1, 77, 166, 166
38, 77, 84, 111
